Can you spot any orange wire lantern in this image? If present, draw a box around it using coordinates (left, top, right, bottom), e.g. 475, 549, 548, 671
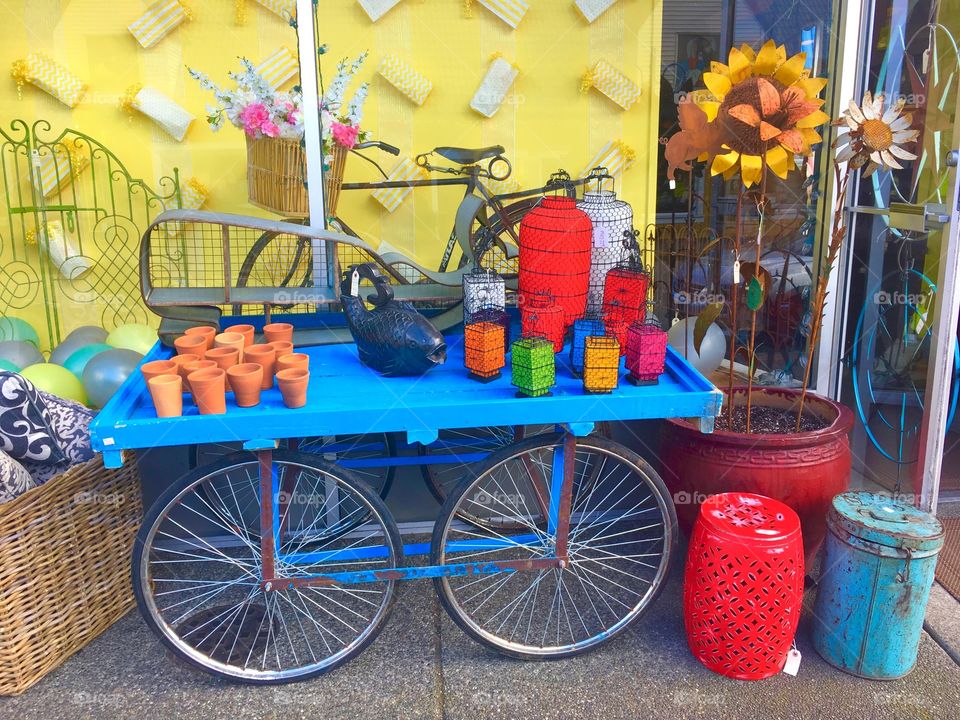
464, 322, 506, 382
582, 335, 620, 394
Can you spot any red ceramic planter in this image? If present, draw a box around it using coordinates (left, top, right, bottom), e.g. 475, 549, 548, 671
659, 387, 853, 565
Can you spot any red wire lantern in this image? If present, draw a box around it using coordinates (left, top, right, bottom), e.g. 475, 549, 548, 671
603, 313, 629, 357
518, 192, 593, 329
522, 294, 565, 352
602, 265, 649, 326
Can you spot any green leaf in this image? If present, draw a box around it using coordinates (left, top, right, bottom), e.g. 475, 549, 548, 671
694, 302, 724, 355
746, 276, 765, 312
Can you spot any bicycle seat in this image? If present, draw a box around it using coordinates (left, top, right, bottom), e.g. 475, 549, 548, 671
432, 145, 505, 165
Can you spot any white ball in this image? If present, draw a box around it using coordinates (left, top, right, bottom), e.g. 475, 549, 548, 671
667, 317, 725, 376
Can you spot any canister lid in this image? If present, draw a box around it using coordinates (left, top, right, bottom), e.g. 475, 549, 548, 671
698, 492, 801, 542
827, 492, 945, 552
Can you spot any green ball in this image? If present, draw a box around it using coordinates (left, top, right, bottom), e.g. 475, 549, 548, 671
0, 359, 20, 373
20, 363, 89, 405
106, 323, 157, 355
0, 317, 40, 347
63, 343, 113, 379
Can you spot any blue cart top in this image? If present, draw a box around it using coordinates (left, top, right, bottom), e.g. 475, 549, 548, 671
828, 492, 945, 552
90, 334, 721, 468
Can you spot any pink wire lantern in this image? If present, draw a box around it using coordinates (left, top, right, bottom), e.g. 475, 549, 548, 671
625, 320, 668, 385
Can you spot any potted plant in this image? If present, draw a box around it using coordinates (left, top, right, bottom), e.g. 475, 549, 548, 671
660, 41, 919, 564
189, 49, 369, 217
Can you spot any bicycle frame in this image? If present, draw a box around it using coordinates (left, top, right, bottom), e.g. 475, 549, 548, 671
254, 431, 579, 591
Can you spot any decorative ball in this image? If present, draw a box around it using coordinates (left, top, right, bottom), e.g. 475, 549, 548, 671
0, 340, 44, 370
0, 317, 40, 347
0, 359, 20, 373
667, 317, 726, 377
51, 331, 108, 367
63, 343, 114, 379
63, 325, 109, 346
82, 348, 144, 409
20, 363, 89, 405
106, 323, 157, 355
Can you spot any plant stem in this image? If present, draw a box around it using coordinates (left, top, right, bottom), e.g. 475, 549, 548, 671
727, 185, 744, 427
796, 165, 850, 430
745, 164, 769, 434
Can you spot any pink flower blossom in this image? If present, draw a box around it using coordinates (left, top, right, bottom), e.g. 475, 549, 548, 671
331, 122, 360, 149
239, 103, 270, 136
261, 121, 280, 138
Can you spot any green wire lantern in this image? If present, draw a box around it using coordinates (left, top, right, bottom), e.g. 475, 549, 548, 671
511, 337, 555, 398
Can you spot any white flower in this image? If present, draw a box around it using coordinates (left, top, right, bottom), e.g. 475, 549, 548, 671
834, 92, 919, 177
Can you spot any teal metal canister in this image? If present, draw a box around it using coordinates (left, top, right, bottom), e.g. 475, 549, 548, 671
812, 492, 944, 679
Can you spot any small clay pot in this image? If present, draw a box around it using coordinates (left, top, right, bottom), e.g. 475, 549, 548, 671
227, 363, 264, 408
214, 332, 246, 362
184, 325, 217, 352
174, 333, 208, 356
244, 344, 277, 390
188, 367, 226, 415
228, 324, 256, 348
148, 374, 183, 418
277, 368, 309, 409
263, 322, 294, 344
276, 352, 309, 374
141, 359, 178, 386
181, 359, 216, 392
269, 340, 294, 358
205, 346, 240, 390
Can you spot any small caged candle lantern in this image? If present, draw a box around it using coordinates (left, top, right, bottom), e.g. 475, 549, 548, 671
570, 317, 606, 376
582, 335, 621, 394
603, 313, 629, 356
511, 337, 556, 397
464, 322, 506, 382
521, 294, 565, 352
602, 229, 649, 326
463, 268, 506, 324
469, 306, 511, 351
625, 318, 668, 385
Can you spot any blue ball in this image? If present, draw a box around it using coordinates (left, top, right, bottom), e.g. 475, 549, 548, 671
63, 343, 114, 379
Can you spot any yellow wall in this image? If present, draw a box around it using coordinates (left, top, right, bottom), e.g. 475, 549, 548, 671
1, 0, 662, 343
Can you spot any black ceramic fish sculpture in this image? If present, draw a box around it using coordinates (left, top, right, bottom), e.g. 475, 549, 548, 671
340, 263, 447, 376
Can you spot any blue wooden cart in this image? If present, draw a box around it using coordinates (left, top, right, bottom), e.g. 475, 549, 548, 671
92, 327, 720, 684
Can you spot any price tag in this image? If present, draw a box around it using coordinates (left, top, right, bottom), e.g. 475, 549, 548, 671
733, 259, 741, 284
350, 269, 360, 297
594, 225, 609, 248
782, 647, 802, 676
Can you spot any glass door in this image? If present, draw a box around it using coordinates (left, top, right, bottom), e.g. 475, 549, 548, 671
837, 0, 960, 504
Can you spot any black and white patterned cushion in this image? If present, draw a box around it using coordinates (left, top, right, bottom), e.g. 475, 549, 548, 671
0, 448, 36, 503
0, 371, 66, 464
38, 389, 95, 464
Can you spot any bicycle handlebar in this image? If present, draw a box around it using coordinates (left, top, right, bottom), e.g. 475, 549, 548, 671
354, 140, 400, 156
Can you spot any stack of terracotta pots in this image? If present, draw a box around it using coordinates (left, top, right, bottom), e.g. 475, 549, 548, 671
146, 322, 310, 416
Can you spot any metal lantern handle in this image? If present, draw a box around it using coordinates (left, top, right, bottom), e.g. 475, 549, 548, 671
586, 166, 616, 196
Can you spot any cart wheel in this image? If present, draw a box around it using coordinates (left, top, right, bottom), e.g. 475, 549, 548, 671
419, 423, 611, 529
134, 451, 402, 683
192, 433, 397, 499
430, 433, 676, 659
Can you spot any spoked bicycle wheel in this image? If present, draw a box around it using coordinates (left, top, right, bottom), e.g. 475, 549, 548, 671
430, 433, 676, 659
134, 451, 402, 683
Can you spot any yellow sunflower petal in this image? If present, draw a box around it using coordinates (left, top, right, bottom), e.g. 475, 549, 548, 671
712, 149, 740, 177
801, 128, 822, 149
797, 76, 828, 99
728, 48, 752, 83
723, 164, 740, 181
702, 72, 732, 101
753, 40, 781, 75
698, 100, 721, 122
739, 44, 757, 62
775, 53, 807, 86
710, 61, 730, 77
796, 110, 830, 129
740, 153, 763, 187
766, 145, 790, 179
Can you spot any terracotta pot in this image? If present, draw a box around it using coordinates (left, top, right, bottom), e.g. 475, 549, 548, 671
184, 325, 217, 352
141, 359, 178, 386
263, 322, 294, 344
170, 353, 199, 380
244, 344, 277, 390
227, 363, 263, 408
276, 352, 309, 374
181, 359, 216, 393
205, 346, 240, 390
659, 387, 854, 566
269, 340, 294, 358
148, 374, 183, 418
228, 324, 256, 348
174, 333, 208, 356
188, 367, 227, 415
277, 368, 309, 409
214, 332, 246, 362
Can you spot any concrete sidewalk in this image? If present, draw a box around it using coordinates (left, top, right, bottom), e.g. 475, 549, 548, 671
2, 560, 958, 720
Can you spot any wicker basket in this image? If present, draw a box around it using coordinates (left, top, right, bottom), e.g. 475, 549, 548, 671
246, 137, 347, 218
0, 455, 142, 695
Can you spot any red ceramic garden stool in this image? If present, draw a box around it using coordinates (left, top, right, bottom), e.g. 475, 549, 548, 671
683, 492, 804, 680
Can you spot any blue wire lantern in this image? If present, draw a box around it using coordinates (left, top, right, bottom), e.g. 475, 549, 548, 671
569, 317, 606, 377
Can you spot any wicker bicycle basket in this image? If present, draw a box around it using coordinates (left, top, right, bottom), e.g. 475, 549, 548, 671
0, 455, 142, 695
246, 136, 347, 218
